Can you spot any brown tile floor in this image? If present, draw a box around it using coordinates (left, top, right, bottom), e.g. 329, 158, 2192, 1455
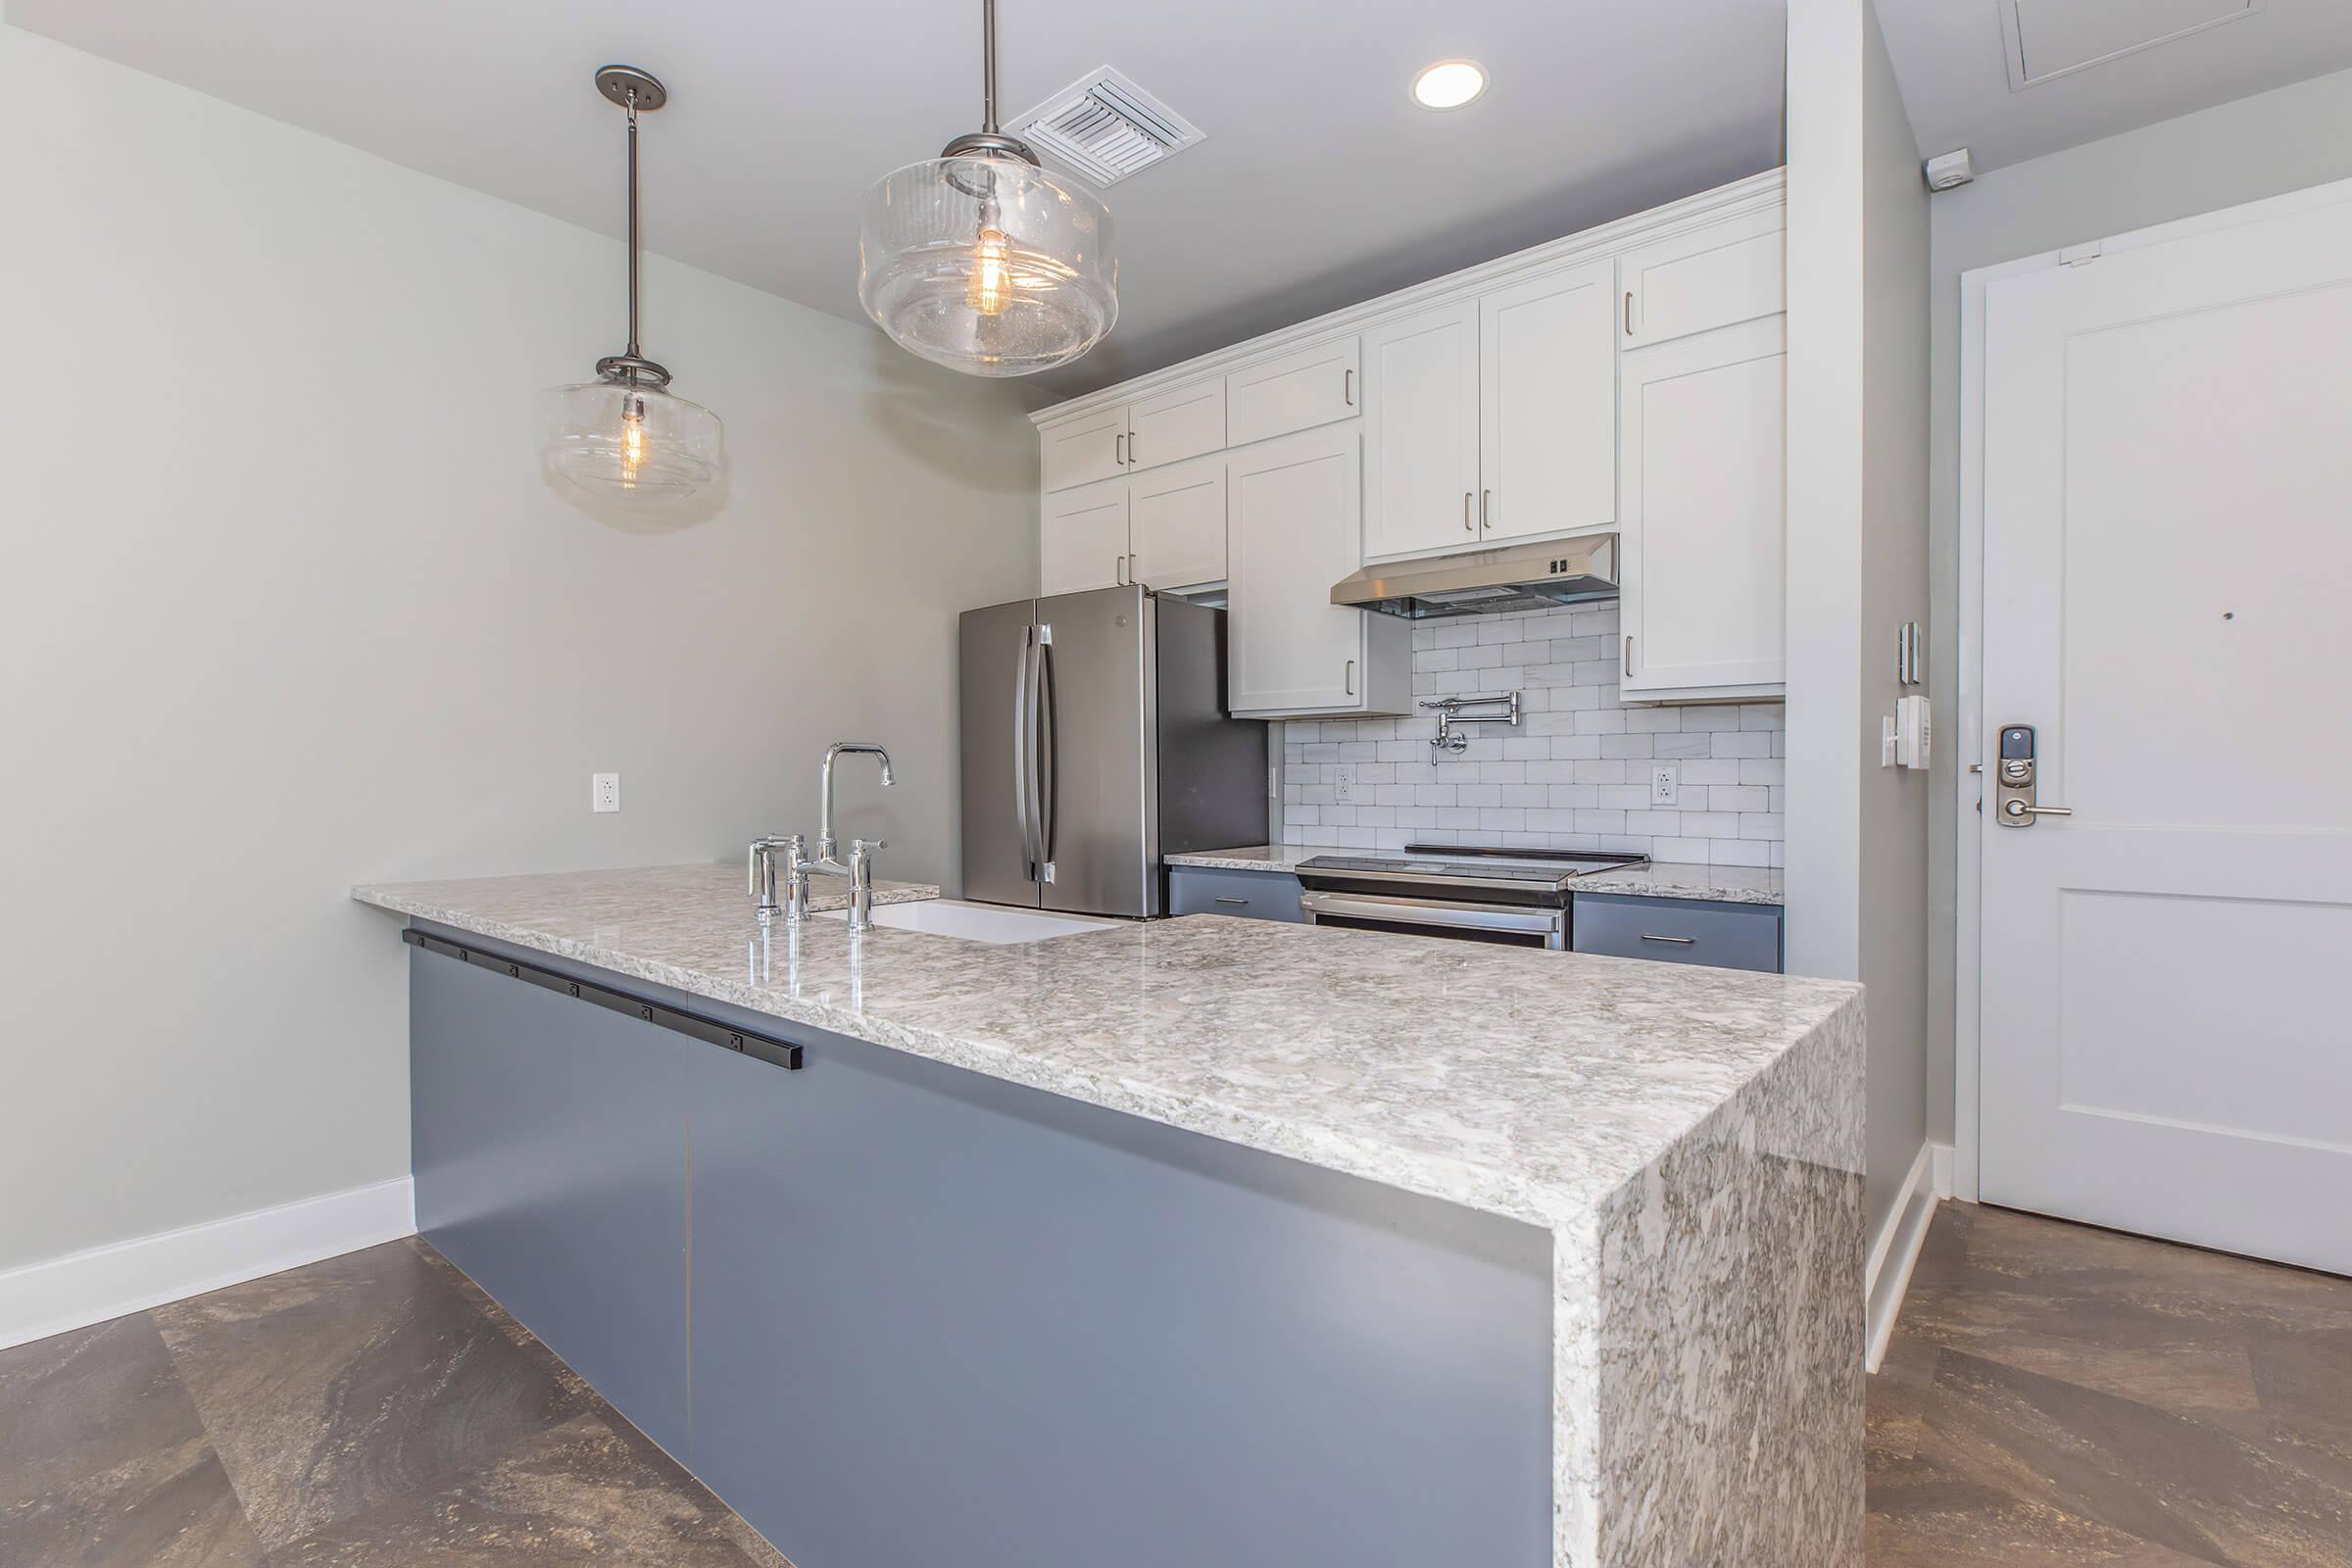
1870, 1200, 2352, 1566
6, 1207, 2348, 1564
0, 1239, 783, 1567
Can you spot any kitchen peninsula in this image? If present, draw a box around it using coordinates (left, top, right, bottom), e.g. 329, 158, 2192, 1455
354, 861, 1864, 1568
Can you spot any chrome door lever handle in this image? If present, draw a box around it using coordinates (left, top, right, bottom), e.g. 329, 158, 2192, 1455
1998, 799, 2072, 823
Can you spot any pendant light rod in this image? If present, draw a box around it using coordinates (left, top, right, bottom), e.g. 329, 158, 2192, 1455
625, 92, 642, 359
982, 0, 1001, 133
592, 65, 671, 384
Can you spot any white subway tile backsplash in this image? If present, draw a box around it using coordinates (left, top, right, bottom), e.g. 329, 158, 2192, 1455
1278, 603, 1787, 864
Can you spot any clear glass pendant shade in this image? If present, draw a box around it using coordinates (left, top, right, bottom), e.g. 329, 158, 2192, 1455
858, 155, 1116, 377
536, 379, 723, 508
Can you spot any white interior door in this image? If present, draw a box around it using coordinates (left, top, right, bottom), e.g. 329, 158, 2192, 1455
1979, 193, 2352, 1274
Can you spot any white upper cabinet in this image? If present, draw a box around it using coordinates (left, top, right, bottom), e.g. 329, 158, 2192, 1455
1618, 315, 1786, 700
1128, 454, 1226, 592
1125, 378, 1225, 473
1479, 257, 1618, 543
1619, 207, 1785, 349
1225, 337, 1360, 448
1227, 426, 1407, 717
1041, 407, 1130, 493
1361, 303, 1482, 560
1027, 171, 1787, 712
1040, 478, 1131, 597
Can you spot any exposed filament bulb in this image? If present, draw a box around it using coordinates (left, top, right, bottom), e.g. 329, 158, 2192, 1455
967, 227, 1011, 317
620, 392, 648, 485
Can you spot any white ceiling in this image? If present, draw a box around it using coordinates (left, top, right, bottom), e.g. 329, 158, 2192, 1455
9, 0, 1788, 399
1877, 0, 2352, 175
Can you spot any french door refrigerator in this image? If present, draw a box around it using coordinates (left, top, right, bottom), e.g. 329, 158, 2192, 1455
959, 585, 1267, 918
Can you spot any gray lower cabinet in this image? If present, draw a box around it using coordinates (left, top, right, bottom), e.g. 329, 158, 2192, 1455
1571, 893, 1784, 973
1166, 863, 1304, 921
409, 935, 693, 1456
409, 926, 1552, 1568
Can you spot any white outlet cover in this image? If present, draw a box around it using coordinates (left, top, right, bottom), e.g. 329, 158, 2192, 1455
592, 771, 621, 812
1648, 764, 1679, 806
1881, 716, 1899, 769
1333, 763, 1357, 803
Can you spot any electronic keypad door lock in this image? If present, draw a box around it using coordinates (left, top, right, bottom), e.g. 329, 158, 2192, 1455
1994, 723, 2072, 826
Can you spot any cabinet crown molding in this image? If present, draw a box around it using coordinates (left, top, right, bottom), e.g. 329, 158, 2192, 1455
1032, 167, 1786, 432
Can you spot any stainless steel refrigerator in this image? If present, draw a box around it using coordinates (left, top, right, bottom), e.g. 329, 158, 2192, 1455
959, 585, 1268, 918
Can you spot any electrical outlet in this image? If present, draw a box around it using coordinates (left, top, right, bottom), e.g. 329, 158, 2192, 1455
1881, 715, 1899, 768
1333, 762, 1357, 803
1648, 764, 1679, 806
592, 772, 621, 812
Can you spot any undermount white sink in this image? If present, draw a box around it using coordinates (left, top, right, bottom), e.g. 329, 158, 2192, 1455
819, 898, 1117, 945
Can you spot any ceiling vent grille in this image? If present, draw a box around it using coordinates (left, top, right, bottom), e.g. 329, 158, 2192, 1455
1008, 67, 1204, 188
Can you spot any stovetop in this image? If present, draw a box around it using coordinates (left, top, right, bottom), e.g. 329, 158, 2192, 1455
1295, 845, 1649, 893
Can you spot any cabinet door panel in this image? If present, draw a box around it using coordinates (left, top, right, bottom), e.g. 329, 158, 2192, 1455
1226, 337, 1359, 448
1129, 454, 1226, 591
1040, 477, 1130, 597
1479, 259, 1616, 542
1619, 316, 1786, 697
1228, 427, 1364, 713
1126, 378, 1225, 471
1620, 208, 1785, 348
1041, 405, 1129, 491
1362, 303, 1481, 561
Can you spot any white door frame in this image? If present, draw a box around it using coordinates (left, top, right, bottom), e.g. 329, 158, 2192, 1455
1953, 173, 2352, 1202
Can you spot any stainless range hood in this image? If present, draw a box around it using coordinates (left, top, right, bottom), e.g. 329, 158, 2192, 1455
1330, 534, 1618, 619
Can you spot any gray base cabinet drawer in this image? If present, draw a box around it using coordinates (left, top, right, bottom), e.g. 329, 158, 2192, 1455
1168, 865, 1304, 922
1572, 894, 1783, 973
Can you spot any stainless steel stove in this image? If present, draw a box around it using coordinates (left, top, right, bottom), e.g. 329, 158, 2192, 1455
1293, 845, 1648, 949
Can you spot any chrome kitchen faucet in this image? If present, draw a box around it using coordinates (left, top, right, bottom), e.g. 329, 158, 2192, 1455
751, 743, 896, 930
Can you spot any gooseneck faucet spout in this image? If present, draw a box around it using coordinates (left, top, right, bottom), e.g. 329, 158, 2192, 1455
818, 742, 895, 862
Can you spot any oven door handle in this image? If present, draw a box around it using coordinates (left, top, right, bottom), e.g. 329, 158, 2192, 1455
1298, 891, 1565, 944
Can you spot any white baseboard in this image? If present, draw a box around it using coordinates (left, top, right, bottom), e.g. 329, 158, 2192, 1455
1864, 1141, 1950, 1374
0, 1176, 416, 1351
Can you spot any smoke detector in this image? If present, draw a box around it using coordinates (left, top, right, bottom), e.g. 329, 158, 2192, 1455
1006, 67, 1204, 188
1924, 148, 1975, 191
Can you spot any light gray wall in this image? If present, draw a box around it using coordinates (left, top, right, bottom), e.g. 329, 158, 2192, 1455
1785, 0, 1933, 1243
1856, 0, 1932, 1228
1923, 64, 2352, 1146
0, 24, 1036, 1273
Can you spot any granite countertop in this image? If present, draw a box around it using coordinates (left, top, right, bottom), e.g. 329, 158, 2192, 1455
1164, 847, 1783, 906
1161, 845, 1320, 872
1567, 862, 1783, 906
353, 861, 1846, 1233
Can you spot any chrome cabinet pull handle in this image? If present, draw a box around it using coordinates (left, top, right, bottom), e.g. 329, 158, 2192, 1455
1344, 368, 1354, 407
1482, 488, 1492, 530
1345, 658, 1356, 697
1464, 492, 1474, 531
1641, 934, 1696, 946
1624, 291, 1635, 336
1213, 895, 1250, 906
1624, 634, 1635, 677
1115, 431, 1126, 466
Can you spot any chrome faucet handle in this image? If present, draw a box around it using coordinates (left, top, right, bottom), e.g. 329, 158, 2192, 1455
748, 834, 799, 916
845, 838, 888, 931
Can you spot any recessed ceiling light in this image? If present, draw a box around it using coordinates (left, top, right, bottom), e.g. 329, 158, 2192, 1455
1411, 60, 1488, 111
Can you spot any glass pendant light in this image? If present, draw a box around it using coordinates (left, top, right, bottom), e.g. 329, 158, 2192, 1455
538, 67, 723, 511
858, 0, 1116, 377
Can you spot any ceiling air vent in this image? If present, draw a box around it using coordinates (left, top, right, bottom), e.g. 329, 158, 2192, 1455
1007, 67, 1204, 188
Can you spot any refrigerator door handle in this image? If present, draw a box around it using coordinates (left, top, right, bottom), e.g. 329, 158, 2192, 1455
1012, 628, 1036, 878
1034, 630, 1057, 877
